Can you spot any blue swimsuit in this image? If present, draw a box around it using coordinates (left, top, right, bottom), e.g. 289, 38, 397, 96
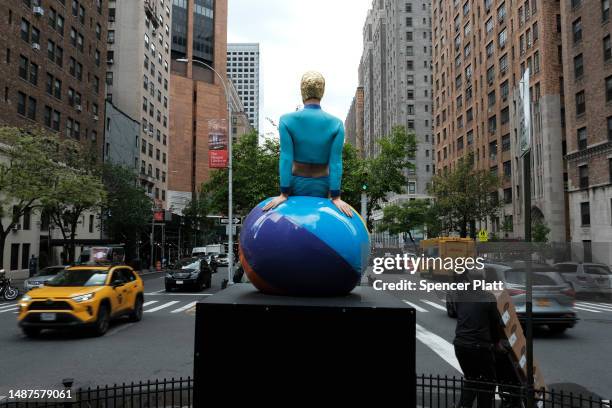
279, 104, 345, 198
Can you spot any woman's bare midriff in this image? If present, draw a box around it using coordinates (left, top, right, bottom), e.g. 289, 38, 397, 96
292, 161, 329, 178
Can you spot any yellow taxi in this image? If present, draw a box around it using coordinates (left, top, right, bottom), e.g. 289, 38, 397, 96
17, 265, 144, 337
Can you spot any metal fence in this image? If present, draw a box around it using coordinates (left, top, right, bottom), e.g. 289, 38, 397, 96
0, 375, 608, 407
416, 374, 611, 408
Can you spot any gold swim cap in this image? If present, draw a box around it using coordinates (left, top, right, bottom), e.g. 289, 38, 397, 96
300, 71, 325, 102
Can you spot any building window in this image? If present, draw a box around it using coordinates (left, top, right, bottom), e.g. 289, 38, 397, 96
10, 244, 19, 271
573, 18, 582, 43
574, 54, 584, 79
604, 35, 612, 62
504, 188, 512, 204
577, 127, 587, 150
580, 202, 590, 226
607, 117, 612, 140
603, 0, 610, 21
17, 92, 26, 115
576, 91, 586, 116
503, 161, 511, 177
607, 76, 612, 101
579, 165, 589, 188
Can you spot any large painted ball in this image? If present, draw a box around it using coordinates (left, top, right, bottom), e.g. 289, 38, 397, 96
239, 196, 371, 297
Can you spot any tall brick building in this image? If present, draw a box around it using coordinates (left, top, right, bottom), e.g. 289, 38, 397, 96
167, 0, 228, 215
0, 0, 108, 155
432, 0, 567, 242
561, 0, 612, 263
0, 0, 108, 275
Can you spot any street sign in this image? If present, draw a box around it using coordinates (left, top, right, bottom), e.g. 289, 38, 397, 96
220, 217, 241, 225
225, 225, 237, 236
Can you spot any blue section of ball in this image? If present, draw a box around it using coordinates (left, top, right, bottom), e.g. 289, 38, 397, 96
240, 196, 371, 296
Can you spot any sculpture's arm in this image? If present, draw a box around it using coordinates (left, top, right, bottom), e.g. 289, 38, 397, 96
279, 118, 294, 195
329, 121, 344, 198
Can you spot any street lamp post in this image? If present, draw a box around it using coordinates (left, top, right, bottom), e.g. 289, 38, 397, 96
176, 58, 234, 285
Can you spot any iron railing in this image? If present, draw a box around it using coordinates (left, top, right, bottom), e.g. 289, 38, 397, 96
0, 375, 608, 407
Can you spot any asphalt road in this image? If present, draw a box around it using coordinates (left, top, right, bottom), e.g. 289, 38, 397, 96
376, 271, 612, 398
0, 269, 610, 398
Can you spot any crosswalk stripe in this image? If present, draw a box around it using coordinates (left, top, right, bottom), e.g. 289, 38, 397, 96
144, 301, 180, 313
0, 303, 17, 310
0, 307, 18, 313
142, 301, 158, 307
421, 299, 447, 312
574, 306, 602, 313
577, 301, 612, 311
416, 323, 462, 373
403, 300, 428, 312
171, 301, 197, 313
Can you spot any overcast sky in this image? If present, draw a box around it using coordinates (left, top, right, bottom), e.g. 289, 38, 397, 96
227, 0, 372, 138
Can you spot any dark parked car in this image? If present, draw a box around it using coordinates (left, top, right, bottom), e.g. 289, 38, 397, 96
446, 262, 578, 333
165, 258, 212, 291
554, 262, 612, 301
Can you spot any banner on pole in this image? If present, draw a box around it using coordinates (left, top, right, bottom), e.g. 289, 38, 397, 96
208, 119, 228, 168
518, 68, 531, 157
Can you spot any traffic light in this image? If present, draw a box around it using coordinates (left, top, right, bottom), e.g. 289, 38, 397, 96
362, 183, 368, 191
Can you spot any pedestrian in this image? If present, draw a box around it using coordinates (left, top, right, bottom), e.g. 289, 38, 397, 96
453, 271, 502, 408
28, 254, 38, 277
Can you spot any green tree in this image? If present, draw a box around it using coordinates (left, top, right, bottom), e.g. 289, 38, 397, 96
42, 138, 106, 263
428, 153, 501, 238
200, 130, 280, 215
363, 126, 417, 228
0, 127, 59, 267
532, 221, 550, 243
377, 199, 430, 252
101, 163, 153, 259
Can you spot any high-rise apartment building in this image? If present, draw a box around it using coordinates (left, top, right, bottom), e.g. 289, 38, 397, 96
167, 0, 229, 215
358, 0, 434, 201
0, 0, 108, 155
227, 43, 260, 130
106, 0, 172, 209
561, 0, 612, 263
0, 0, 108, 275
432, 0, 567, 242
345, 86, 365, 156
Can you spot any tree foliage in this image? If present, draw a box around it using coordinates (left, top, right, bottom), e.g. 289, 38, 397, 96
101, 163, 153, 258
0, 127, 62, 266
377, 199, 430, 252
427, 153, 501, 238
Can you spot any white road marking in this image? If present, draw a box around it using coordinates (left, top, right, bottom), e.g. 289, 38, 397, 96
421, 299, 447, 312
0, 303, 17, 310
577, 301, 612, 311
142, 301, 159, 307
403, 300, 429, 312
145, 292, 213, 296
171, 301, 197, 313
144, 300, 180, 313
0, 307, 18, 313
416, 323, 462, 373
574, 306, 602, 313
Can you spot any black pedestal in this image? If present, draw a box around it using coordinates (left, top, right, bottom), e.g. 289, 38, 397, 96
193, 284, 416, 405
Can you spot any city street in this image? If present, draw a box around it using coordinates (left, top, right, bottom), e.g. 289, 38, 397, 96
0, 270, 610, 397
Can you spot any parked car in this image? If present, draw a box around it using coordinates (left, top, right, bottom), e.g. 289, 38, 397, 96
18, 265, 144, 337
165, 258, 212, 292
554, 262, 612, 301
446, 262, 578, 333
23, 265, 68, 292
214, 253, 229, 267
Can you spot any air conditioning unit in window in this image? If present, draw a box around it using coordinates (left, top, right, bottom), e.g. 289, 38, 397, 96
31, 43, 40, 50
33, 6, 44, 16
11, 224, 21, 232
107, 58, 114, 64
75, 104, 82, 112
93, 115, 99, 121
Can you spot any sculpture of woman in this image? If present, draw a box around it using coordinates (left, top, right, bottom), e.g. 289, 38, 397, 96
263, 71, 353, 217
